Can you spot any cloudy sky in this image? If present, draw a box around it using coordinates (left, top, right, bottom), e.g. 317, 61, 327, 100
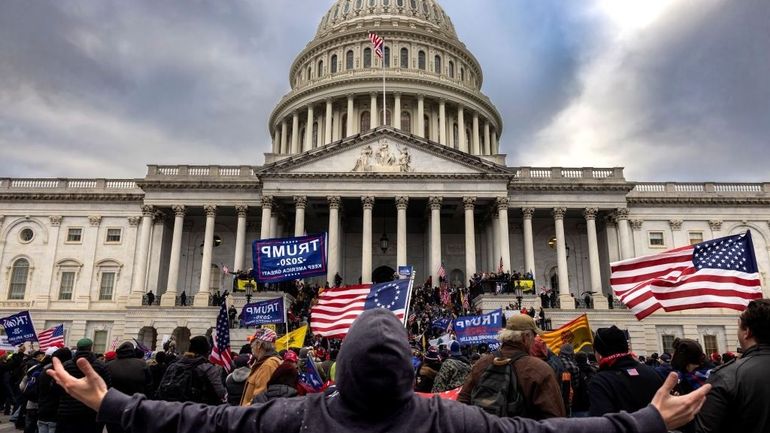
0, 0, 767, 181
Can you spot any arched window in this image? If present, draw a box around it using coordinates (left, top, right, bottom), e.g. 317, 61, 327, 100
409, 0, 417, 10
434, 55, 442, 74
356, 0, 364, 10
9, 258, 29, 300
401, 111, 412, 134
400, 47, 409, 68
331, 54, 338, 73
448, 61, 454, 78
306, 66, 312, 81
360, 111, 371, 132
384, 46, 390, 68
424, 114, 430, 138
346, 50, 354, 70
383, 0, 390, 6
318, 60, 324, 77
397, 0, 404, 7
461, 67, 465, 81
369, 0, 376, 7
341, 113, 348, 138
379, 109, 392, 126
418, 50, 426, 70
312, 122, 319, 148
453, 123, 459, 146
364, 47, 372, 68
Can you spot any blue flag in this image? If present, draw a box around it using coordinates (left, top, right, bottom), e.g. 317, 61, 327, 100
299, 355, 325, 392
0, 311, 37, 346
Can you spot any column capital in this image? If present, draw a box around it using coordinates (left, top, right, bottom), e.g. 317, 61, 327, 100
552, 207, 567, 220
141, 205, 155, 217
583, 207, 599, 220
49, 215, 63, 226
604, 214, 617, 227
630, 219, 643, 231
394, 92, 401, 98
293, 196, 308, 209
362, 196, 375, 210
325, 97, 333, 104
172, 205, 186, 217
153, 211, 165, 224
327, 196, 342, 209
88, 215, 102, 227
203, 204, 217, 217
370, 91, 378, 97
522, 207, 535, 219
495, 197, 509, 210
396, 196, 409, 210
463, 196, 476, 210
708, 219, 723, 231
615, 208, 630, 220
669, 219, 683, 231
438, 98, 446, 105
429, 196, 443, 210
347, 93, 354, 100
417, 94, 425, 101
235, 205, 249, 217
128, 216, 141, 226
261, 196, 274, 209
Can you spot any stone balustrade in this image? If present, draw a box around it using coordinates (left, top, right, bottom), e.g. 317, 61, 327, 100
146, 165, 256, 179
1, 178, 139, 190
513, 167, 625, 180
631, 182, 770, 194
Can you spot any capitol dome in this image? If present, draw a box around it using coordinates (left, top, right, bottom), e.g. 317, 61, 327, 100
267, 0, 503, 160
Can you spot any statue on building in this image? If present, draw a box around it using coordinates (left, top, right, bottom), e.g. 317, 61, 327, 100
398, 146, 412, 172
352, 145, 373, 172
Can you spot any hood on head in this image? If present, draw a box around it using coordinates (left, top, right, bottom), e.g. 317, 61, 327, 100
116, 342, 136, 359
335, 309, 414, 417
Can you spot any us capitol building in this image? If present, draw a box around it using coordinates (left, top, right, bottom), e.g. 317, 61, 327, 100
1, 0, 768, 354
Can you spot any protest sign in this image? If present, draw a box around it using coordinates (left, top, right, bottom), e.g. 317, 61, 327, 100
253, 234, 327, 283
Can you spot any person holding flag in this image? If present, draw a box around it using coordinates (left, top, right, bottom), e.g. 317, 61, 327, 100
240, 328, 281, 406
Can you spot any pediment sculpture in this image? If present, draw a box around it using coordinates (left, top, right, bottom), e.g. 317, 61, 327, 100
351, 139, 413, 173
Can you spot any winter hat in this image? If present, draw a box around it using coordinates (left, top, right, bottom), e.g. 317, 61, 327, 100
52, 347, 73, 363
505, 314, 544, 335
423, 346, 440, 361
449, 340, 462, 357
710, 352, 722, 363
189, 336, 211, 355
234, 354, 250, 369
283, 350, 299, 364
239, 343, 252, 355
560, 343, 574, 357
251, 328, 277, 343
44, 347, 58, 357
671, 338, 705, 371
721, 352, 737, 363
104, 351, 117, 362
660, 353, 672, 363
76, 338, 94, 351
593, 326, 628, 356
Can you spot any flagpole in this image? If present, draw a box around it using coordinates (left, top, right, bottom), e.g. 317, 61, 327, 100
382, 50, 386, 127
283, 293, 289, 352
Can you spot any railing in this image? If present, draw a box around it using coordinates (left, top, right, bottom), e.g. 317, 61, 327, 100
633, 182, 768, 194
530, 169, 552, 178
674, 183, 705, 193
188, 167, 210, 176
219, 167, 241, 176
514, 167, 625, 180
561, 169, 582, 178
105, 180, 137, 189
10, 179, 58, 188
634, 183, 666, 192
158, 167, 179, 175
4, 178, 139, 190
68, 179, 97, 188
146, 165, 256, 179
714, 184, 762, 193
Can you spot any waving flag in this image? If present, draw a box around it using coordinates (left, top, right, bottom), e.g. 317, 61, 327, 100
299, 355, 325, 393
611, 231, 762, 320
541, 314, 593, 355
368, 32, 384, 59
209, 300, 233, 372
37, 324, 64, 350
311, 279, 413, 338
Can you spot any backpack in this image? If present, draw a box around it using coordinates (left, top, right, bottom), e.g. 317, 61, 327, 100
156, 358, 209, 403
470, 351, 528, 417
21, 364, 44, 402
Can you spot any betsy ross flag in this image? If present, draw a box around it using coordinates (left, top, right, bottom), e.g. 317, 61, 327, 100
611, 231, 763, 320
209, 300, 233, 372
368, 32, 384, 59
37, 324, 64, 350
311, 279, 413, 338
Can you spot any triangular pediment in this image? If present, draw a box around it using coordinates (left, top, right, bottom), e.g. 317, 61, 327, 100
259, 128, 511, 176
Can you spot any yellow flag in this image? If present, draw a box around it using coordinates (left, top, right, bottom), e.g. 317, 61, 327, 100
275, 325, 308, 350
541, 314, 593, 355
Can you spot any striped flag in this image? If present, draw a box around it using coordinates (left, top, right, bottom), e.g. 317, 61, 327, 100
368, 32, 384, 59
438, 263, 446, 282
611, 231, 763, 320
37, 324, 64, 350
209, 300, 233, 372
311, 279, 413, 338
461, 289, 470, 311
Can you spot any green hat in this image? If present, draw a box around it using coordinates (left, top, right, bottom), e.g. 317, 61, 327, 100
76, 338, 93, 350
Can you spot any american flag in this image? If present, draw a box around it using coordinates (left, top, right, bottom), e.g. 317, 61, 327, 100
611, 231, 763, 320
37, 324, 64, 350
461, 290, 470, 311
440, 284, 451, 306
311, 279, 413, 338
368, 32, 384, 59
209, 300, 233, 372
438, 263, 446, 282
498, 257, 504, 273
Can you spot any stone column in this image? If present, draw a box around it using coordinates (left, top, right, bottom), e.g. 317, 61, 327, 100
484, 121, 491, 155
315, 115, 323, 148
361, 196, 375, 284
290, 112, 300, 154
485, 220, 494, 271
616, 208, 633, 259
394, 93, 402, 129
305, 105, 314, 152
492, 208, 501, 270
327, 196, 341, 283
522, 207, 536, 276
492, 130, 499, 154
430, 107, 439, 142
260, 196, 273, 240
130, 205, 154, 305
584, 208, 603, 294
464, 197, 477, 279
438, 99, 447, 145
325, 99, 333, 144
234, 205, 248, 272
271, 130, 279, 154
280, 120, 288, 154
417, 95, 425, 138
195, 205, 217, 307
162, 205, 185, 306
370, 93, 378, 128
472, 112, 480, 155
346, 95, 354, 137
497, 198, 511, 272
553, 207, 571, 306
457, 105, 466, 152
294, 196, 307, 237
429, 196, 443, 284
396, 196, 408, 267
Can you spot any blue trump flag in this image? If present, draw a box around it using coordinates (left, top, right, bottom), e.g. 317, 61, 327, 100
0, 311, 37, 346
299, 355, 325, 392
241, 297, 284, 326
253, 233, 327, 283
453, 309, 503, 346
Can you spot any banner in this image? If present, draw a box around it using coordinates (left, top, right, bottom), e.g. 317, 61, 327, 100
0, 311, 37, 346
398, 266, 414, 279
541, 314, 594, 355
453, 309, 503, 346
514, 279, 535, 293
253, 234, 327, 283
241, 298, 285, 326
235, 276, 257, 292
275, 325, 308, 350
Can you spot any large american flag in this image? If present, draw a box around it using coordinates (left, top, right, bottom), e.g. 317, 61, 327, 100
37, 324, 64, 350
311, 279, 413, 338
438, 263, 446, 281
368, 32, 384, 59
611, 231, 763, 320
209, 300, 233, 372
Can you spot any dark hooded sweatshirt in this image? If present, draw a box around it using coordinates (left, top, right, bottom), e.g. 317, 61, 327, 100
97, 309, 668, 433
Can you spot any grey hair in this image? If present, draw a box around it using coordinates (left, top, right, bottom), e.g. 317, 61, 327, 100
253, 339, 275, 353
498, 329, 533, 344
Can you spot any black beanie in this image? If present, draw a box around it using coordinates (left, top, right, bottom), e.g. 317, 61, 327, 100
594, 326, 629, 356
671, 338, 705, 371
189, 336, 210, 356
52, 347, 73, 363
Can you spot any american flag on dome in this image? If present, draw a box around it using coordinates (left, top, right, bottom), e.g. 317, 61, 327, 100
311, 279, 413, 338
611, 231, 763, 320
368, 32, 384, 59
37, 324, 64, 350
209, 300, 233, 372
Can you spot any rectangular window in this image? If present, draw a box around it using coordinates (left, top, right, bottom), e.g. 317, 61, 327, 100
66, 228, 82, 243
689, 232, 704, 245
59, 271, 75, 300
649, 231, 665, 247
703, 335, 719, 357
93, 330, 108, 353
99, 272, 115, 301
105, 228, 122, 243
661, 334, 676, 355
